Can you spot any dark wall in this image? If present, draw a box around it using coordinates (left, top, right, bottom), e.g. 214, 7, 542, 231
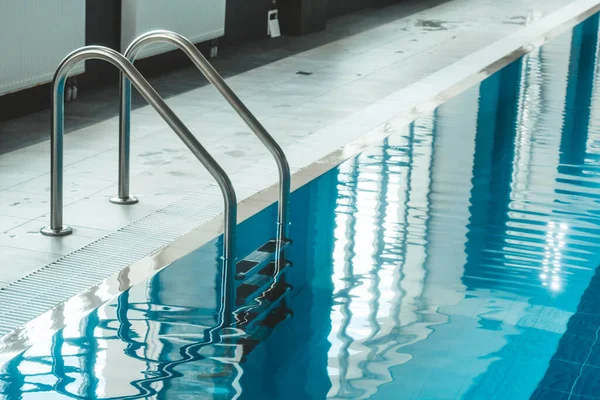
279, 0, 401, 36
223, 0, 275, 46
329, 0, 400, 18
82, 0, 121, 89
279, 0, 329, 36
328, 0, 366, 18
0, 77, 48, 122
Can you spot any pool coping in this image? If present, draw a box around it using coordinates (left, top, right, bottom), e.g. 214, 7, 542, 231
1, 0, 599, 364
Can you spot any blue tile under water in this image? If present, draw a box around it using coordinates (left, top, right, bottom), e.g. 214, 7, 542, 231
5, 10, 600, 400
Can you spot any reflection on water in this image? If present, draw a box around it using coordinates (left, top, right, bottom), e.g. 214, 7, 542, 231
3, 13, 600, 400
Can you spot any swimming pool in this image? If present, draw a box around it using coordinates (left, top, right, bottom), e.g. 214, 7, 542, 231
3, 12, 600, 400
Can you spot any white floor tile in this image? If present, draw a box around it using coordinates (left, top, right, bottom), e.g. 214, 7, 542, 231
0, 190, 53, 220
0, 149, 89, 173
63, 151, 158, 183
90, 184, 191, 211
0, 169, 46, 191
0, 215, 30, 233
55, 197, 156, 232
6, 173, 114, 203
295, 42, 357, 62
0, 246, 62, 283
174, 87, 239, 108
0, 220, 109, 256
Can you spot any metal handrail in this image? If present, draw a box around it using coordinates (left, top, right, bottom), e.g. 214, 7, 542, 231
39, 45, 237, 327
116, 30, 291, 242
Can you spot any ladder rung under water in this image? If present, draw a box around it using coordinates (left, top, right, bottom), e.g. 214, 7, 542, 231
236, 238, 291, 281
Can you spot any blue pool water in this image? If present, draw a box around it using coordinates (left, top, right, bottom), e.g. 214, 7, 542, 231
4, 14, 600, 400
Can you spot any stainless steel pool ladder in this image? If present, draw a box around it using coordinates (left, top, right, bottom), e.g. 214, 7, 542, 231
40, 41, 292, 327
116, 30, 291, 244
115, 30, 293, 326
39, 45, 238, 326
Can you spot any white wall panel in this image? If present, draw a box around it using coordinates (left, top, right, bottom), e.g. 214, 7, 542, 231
0, 0, 85, 96
121, 0, 226, 59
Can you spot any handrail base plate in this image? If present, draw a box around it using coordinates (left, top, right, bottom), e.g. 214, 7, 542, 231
110, 196, 139, 205
40, 225, 73, 237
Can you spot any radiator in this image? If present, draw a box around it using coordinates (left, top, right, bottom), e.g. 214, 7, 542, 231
121, 0, 226, 59
0, 0, 86, 96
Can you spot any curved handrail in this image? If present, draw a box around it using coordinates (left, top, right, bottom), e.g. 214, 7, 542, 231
116, 30, 291, 242
39, 45, 237, 327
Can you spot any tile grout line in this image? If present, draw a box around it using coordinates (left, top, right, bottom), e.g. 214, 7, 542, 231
568, 326, 600, 398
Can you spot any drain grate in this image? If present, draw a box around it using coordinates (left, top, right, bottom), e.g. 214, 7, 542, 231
0, 192, 225, 337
